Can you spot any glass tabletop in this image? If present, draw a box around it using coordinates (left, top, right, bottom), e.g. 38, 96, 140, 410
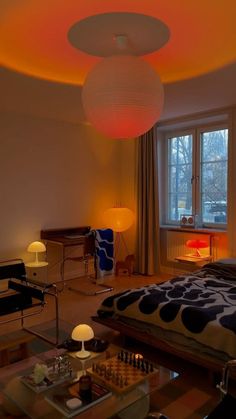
2, 345, 178, 419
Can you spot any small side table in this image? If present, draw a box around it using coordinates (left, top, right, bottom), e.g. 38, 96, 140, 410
25, 261, 49, 283
174, 255, 212, 275
175, 255, 212, 266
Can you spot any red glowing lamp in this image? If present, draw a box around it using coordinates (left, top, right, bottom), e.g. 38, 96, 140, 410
186, 239, 208, 257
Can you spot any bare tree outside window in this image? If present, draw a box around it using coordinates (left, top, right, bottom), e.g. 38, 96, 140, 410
168, 135, 193, 221
167, 128, 228, 226
201, 129, 228, 223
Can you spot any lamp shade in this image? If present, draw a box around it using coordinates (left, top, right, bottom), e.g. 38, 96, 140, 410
71, 324, 94, 342
82, 55, 164, 139
186, 240, 208, 249
186, 239, 208, 257
27, 241, 46, 253
103, 207, 134, 232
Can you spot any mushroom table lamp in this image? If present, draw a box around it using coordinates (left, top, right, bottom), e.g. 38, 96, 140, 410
71, 324, 94, 359
186, 239, 208, 257
27, 241, 46, 266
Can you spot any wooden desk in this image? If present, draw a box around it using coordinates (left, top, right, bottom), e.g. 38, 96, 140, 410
40, 226, 94, 283
41, 226, 91, 247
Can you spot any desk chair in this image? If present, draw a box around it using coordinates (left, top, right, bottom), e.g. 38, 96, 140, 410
63, 232, 113, 295
0, 258, 59, 345
60, 233, 95, 283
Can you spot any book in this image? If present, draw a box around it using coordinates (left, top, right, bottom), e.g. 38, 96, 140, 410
175, 255, 211, 264
45, 380, 112, 418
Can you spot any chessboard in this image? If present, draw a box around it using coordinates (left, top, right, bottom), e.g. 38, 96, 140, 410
87, 350, 158, 394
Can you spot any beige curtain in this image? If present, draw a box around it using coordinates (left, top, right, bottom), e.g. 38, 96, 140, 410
227, 107, 236, 257
135, 127, 160, 275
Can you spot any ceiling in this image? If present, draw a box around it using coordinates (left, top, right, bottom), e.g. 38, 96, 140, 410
1, 0, 236, 86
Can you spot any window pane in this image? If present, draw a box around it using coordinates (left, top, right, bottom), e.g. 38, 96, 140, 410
202, 129, 228, 161
168, 193, 193, 221
201, 129, 228, 224
168, 135, 193, 221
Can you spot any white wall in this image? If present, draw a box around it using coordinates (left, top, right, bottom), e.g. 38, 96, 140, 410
0, 111, 121, 262
0, 62, 235, 265
161, 62, 236, 120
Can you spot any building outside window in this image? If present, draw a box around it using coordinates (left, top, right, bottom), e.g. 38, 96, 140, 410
166, 125, 228, 228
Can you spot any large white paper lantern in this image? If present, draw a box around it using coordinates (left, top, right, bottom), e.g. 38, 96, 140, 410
82, 55, 164, 139
103, 207, 134, 232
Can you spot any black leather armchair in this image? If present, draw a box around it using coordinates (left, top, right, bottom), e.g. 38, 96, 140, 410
0, 258, 59, 345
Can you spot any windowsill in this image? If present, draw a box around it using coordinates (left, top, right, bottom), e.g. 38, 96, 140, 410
160, 224, 227, 234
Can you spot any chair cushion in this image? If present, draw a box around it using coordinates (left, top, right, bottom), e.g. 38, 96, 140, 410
0, 291, 32, 315
0, 259, 26, 280
8, 280, 44, 302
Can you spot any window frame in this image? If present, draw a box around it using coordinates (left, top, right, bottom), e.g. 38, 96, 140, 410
197, 123, 228, 229
164, 122, 228, 229
165, 128, 194, 226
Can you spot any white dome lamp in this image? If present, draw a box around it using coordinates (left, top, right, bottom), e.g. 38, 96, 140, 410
27, 241, 46, 266
71, 324, 94, 359
68, 12, 170, 139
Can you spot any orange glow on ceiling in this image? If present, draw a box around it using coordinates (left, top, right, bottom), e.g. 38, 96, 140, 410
0, 0, 235, 85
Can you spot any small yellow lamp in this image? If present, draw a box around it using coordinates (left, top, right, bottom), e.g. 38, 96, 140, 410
71, 324, 94, 359
27, 241, 46, 266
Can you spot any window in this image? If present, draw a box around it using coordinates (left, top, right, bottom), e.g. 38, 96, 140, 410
166, 126, 228, 227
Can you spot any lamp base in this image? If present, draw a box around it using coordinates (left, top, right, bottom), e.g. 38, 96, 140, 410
75, 349, 91, 359
25, 261, 48, 267
192, 249, 202, 257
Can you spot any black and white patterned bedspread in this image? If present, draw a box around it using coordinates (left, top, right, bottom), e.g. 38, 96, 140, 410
98, 266, 236, 358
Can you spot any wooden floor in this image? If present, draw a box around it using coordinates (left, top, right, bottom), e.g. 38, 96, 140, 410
0, 273, 225, 418
0, 272, 170, 337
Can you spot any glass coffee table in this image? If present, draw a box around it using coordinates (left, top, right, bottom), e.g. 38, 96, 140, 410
1, 344, 178, 418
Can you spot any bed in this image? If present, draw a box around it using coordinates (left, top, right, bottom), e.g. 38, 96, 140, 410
92, 260, 236, 373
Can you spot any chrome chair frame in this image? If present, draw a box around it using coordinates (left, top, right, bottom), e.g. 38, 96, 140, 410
62, 233, 113, 295
0, 258, 59, 345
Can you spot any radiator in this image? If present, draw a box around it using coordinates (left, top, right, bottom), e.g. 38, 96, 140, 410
166, 230, 211, 261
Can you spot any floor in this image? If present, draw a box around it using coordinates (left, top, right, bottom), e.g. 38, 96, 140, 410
0, 272, 225, 418
0, 272, 169, 337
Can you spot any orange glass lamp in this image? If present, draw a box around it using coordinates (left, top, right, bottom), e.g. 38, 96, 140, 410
103, 207, 134, 258
186, 239, 208, 257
